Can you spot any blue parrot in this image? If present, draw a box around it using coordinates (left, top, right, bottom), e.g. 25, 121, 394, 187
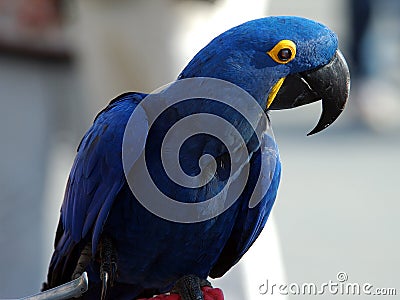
44, 16, 350, 300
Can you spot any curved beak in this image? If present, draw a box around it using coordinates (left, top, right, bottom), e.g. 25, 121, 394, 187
269, 50, 350, 135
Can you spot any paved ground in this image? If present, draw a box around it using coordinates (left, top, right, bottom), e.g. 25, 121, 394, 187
0, 56, 82, 297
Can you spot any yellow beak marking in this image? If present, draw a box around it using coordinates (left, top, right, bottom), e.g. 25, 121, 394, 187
266, 77, 285, 109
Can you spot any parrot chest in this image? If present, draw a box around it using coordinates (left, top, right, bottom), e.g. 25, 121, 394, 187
102, 185, 241, 289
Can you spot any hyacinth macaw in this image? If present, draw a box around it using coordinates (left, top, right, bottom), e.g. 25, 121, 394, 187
44, 16, 350, 300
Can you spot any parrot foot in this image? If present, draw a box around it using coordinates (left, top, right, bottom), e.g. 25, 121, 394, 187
99, 236, 118, 300
172, 275, 212, 300
72, 242, 92, 280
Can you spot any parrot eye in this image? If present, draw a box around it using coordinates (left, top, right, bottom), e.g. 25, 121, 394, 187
268, 40, 297, 64
278, 48, 292, 61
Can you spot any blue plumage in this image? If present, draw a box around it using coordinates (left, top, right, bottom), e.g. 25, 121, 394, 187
45, 16, 349, 299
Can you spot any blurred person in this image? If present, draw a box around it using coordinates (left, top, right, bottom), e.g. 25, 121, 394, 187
72, 0, 288, 299
348, 0, 400, 131
348, 0, 371, 80
0, 0, 71, 59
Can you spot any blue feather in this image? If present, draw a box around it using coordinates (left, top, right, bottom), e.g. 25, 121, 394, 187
45, 16, 341, 299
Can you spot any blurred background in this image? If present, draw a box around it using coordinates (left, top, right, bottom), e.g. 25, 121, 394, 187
0, 0, 399, 299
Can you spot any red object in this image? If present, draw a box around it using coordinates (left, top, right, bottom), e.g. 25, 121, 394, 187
137, 286, 224, 300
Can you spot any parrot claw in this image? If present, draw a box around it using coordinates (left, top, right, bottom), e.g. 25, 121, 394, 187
72, 242, 92, 280
172, 275, 212, 300
99, 236, 118, 300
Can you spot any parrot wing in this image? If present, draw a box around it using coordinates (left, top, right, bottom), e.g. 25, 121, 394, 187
47, 92, 147, 287
210, 134, 281, 278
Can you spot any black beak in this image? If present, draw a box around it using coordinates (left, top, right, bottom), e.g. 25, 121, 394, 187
269, 50, 350, 135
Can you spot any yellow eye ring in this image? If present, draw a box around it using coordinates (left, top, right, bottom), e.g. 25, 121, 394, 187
267, 40, 297, 64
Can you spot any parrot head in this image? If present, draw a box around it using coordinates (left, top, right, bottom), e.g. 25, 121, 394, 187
179, 16, 350, 135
